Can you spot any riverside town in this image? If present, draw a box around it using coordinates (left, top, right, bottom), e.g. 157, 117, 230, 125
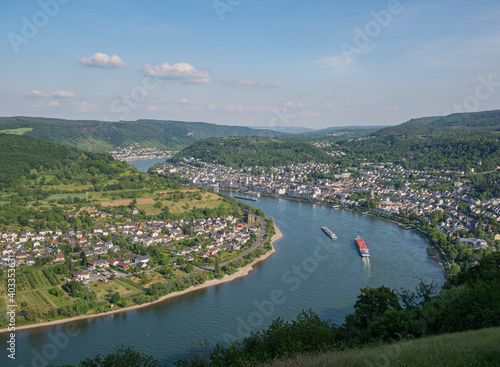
2, 0, 500, 365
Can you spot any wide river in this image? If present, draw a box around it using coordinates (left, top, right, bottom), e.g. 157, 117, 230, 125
2, 193, 444, 367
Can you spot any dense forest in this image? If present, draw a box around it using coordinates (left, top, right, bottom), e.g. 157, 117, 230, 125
374, 110, 500, 136
336, 133, 499, 172
0, 117, 283, 153
172, 137, 333, 168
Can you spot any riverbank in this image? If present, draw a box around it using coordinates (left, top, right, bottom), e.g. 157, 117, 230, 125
0, 224, 284, 334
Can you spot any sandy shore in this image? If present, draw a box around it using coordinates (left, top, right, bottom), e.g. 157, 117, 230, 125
1, 224, 284, 333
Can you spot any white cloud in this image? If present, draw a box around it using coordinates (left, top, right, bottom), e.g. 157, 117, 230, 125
79, 53, 128, 69
142, 62, 210, 84
51, 90, 74, 98
25, 90, 75, 98
25, 90, 50, 98
222, 77, 280, 88
70, 101, 99, 112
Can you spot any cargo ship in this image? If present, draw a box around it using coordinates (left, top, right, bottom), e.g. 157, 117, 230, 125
322, 227, 337, 239
355, 236, 370, 257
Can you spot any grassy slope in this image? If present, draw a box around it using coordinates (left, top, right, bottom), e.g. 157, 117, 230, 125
266, 327, 500, 367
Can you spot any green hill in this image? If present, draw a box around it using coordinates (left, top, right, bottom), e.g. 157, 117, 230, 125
172, 137, 333, 168
266, 327, 500, 367
0, 116, 284, 153
375, 110, 500, 136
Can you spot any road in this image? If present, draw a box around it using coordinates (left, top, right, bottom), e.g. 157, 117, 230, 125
196, 216, 268, 272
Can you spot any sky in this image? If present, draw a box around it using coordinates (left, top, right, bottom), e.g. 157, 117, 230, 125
1, 0, 499, 129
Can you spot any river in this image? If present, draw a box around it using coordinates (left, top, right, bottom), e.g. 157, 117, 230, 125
2, 194, 444, 367
127, 158, 166, 172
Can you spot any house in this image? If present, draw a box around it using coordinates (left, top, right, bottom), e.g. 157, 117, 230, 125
135, 262, 147, 269
132, 208, 139, 215
54, 254, 65, 262
107, 258, 118, 266
116, 262, 130, 271
74, 270, 90, 280
135, 255, 151, 264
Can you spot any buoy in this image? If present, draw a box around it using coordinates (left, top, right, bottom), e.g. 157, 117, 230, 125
147, 333, 149, 336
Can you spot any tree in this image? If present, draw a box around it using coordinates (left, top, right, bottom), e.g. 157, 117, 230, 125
111, 292, 121, 304
344, 286, 402, 331
25, 303, 44, 322
214, 257, 220, 275
80, 345, 159, 367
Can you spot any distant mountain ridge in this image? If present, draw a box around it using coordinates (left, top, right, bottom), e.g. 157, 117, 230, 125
0, 116, 284, 153
375, 110, 500, 136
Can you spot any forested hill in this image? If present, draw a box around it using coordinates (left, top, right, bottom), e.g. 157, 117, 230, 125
0, 117, 284, 153
375, 110, 500, 136
172, 137, 333, 168
0, 133, 102, 185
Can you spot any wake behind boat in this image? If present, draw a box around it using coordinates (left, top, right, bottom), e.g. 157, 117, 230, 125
322, 226, 337, 239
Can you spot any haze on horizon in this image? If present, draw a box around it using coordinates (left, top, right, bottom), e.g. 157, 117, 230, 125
1, 0, 499, 129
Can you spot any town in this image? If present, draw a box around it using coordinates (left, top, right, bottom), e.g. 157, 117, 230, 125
110, 144, 177, 161
156, 158, 499, 270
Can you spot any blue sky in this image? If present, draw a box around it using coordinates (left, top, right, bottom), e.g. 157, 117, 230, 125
1, 0, 499, 128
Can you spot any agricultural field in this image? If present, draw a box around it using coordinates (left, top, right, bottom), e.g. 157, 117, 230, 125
90, 278, 140, 299
100, 198, 155, 207
46, 193, 86, 201
17, 291, 55, 311
164, 192, 226, 214
41, 289, 74, 308
0, 127, 33, 135
138, 204, 162, 216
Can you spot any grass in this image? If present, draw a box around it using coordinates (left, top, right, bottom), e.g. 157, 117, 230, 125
91, 279, 138, 298
41, 289, 74, 308
139, 204, 162, 216
0, 127, 33, 135
265, 327, 500, 367
166, 192, 226, 214
46, 193, 85, 201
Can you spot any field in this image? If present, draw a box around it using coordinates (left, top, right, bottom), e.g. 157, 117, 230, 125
46, 193, 86, 201
41, 288, 75, 308
165, 192, 225, 214
267, 327, 500, 367
100, 198, 155, 207
0, 128, 33, 135
90, 278, 141, 298
139, 204, 162, 216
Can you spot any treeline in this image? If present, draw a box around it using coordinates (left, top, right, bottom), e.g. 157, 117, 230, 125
336, 134, 499, 172
172, 137, 333, 168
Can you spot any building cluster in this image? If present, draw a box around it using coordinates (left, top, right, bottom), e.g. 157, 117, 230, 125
158, 160, 499, 253
110, 143, 177, 161
0, 215, 258, 270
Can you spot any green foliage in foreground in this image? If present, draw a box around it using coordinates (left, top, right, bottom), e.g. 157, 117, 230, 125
265, 327, 500, 367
